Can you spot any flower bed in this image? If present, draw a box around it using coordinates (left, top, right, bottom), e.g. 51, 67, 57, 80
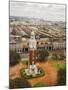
20, 67, 45, 79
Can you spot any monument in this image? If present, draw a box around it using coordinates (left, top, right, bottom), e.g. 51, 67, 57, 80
24, 31, 39, 76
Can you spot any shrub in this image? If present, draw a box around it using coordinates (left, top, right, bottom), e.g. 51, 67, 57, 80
52, 53, 66, 60
57, 67, 66, 86
36, 49, 49, 62
59, 54, 66, 60
9, 78, 31, 89
52, 53, 58, 60
10, 50, 21, 66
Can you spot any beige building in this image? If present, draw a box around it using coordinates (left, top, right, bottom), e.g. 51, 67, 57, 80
9, 34, 66, 55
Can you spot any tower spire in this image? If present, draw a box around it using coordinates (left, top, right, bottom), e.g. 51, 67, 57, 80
31, 31, 35, 39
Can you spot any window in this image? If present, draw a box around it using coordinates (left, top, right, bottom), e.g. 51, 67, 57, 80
25, 48, 28, 53
41, 42, 43, 45
27, 43, 29, 45
37, 42, 39, 45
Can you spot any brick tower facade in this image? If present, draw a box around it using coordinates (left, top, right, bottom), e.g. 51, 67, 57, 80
29, 31, 36, 65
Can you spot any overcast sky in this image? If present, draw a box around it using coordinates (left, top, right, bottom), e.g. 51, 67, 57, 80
10, 1, 66, 21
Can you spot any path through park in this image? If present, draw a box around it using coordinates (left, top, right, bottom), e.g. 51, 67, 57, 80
9, 61, 58, 86
28, 62, 57, 86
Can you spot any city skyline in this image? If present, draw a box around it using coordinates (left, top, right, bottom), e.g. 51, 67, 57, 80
10, 1, 66, 22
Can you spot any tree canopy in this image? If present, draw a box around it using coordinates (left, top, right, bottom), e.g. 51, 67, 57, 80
10, 50, 21, 66
36, 49, 49, 62
9, 78, 31, 89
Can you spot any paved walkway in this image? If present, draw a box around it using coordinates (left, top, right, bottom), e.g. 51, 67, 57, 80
9, 62, 26, 79
28, 62, 57, 86
9, 61, 58, 86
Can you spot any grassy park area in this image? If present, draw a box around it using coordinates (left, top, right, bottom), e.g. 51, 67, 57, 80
9, 50, 66, 88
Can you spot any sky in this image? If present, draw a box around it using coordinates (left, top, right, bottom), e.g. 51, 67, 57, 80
10, 1, 66, 21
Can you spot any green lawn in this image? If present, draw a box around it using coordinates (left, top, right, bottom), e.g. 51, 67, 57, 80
33, 83, 47, 87
21, 60, 28, 65
48, 60, 65, 71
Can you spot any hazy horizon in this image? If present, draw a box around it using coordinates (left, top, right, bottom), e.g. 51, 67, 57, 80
10, 1, 66, 22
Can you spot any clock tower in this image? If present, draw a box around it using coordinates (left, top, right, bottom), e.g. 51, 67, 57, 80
29, 31, 36, 65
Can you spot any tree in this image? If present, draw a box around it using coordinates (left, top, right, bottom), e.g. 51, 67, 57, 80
10, 50, 21, 66
57, 67, 66, 86
52, 53, 58, 60
59, 54, 66, 60
36, 49, 49, 62
9, 78, 31, 89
